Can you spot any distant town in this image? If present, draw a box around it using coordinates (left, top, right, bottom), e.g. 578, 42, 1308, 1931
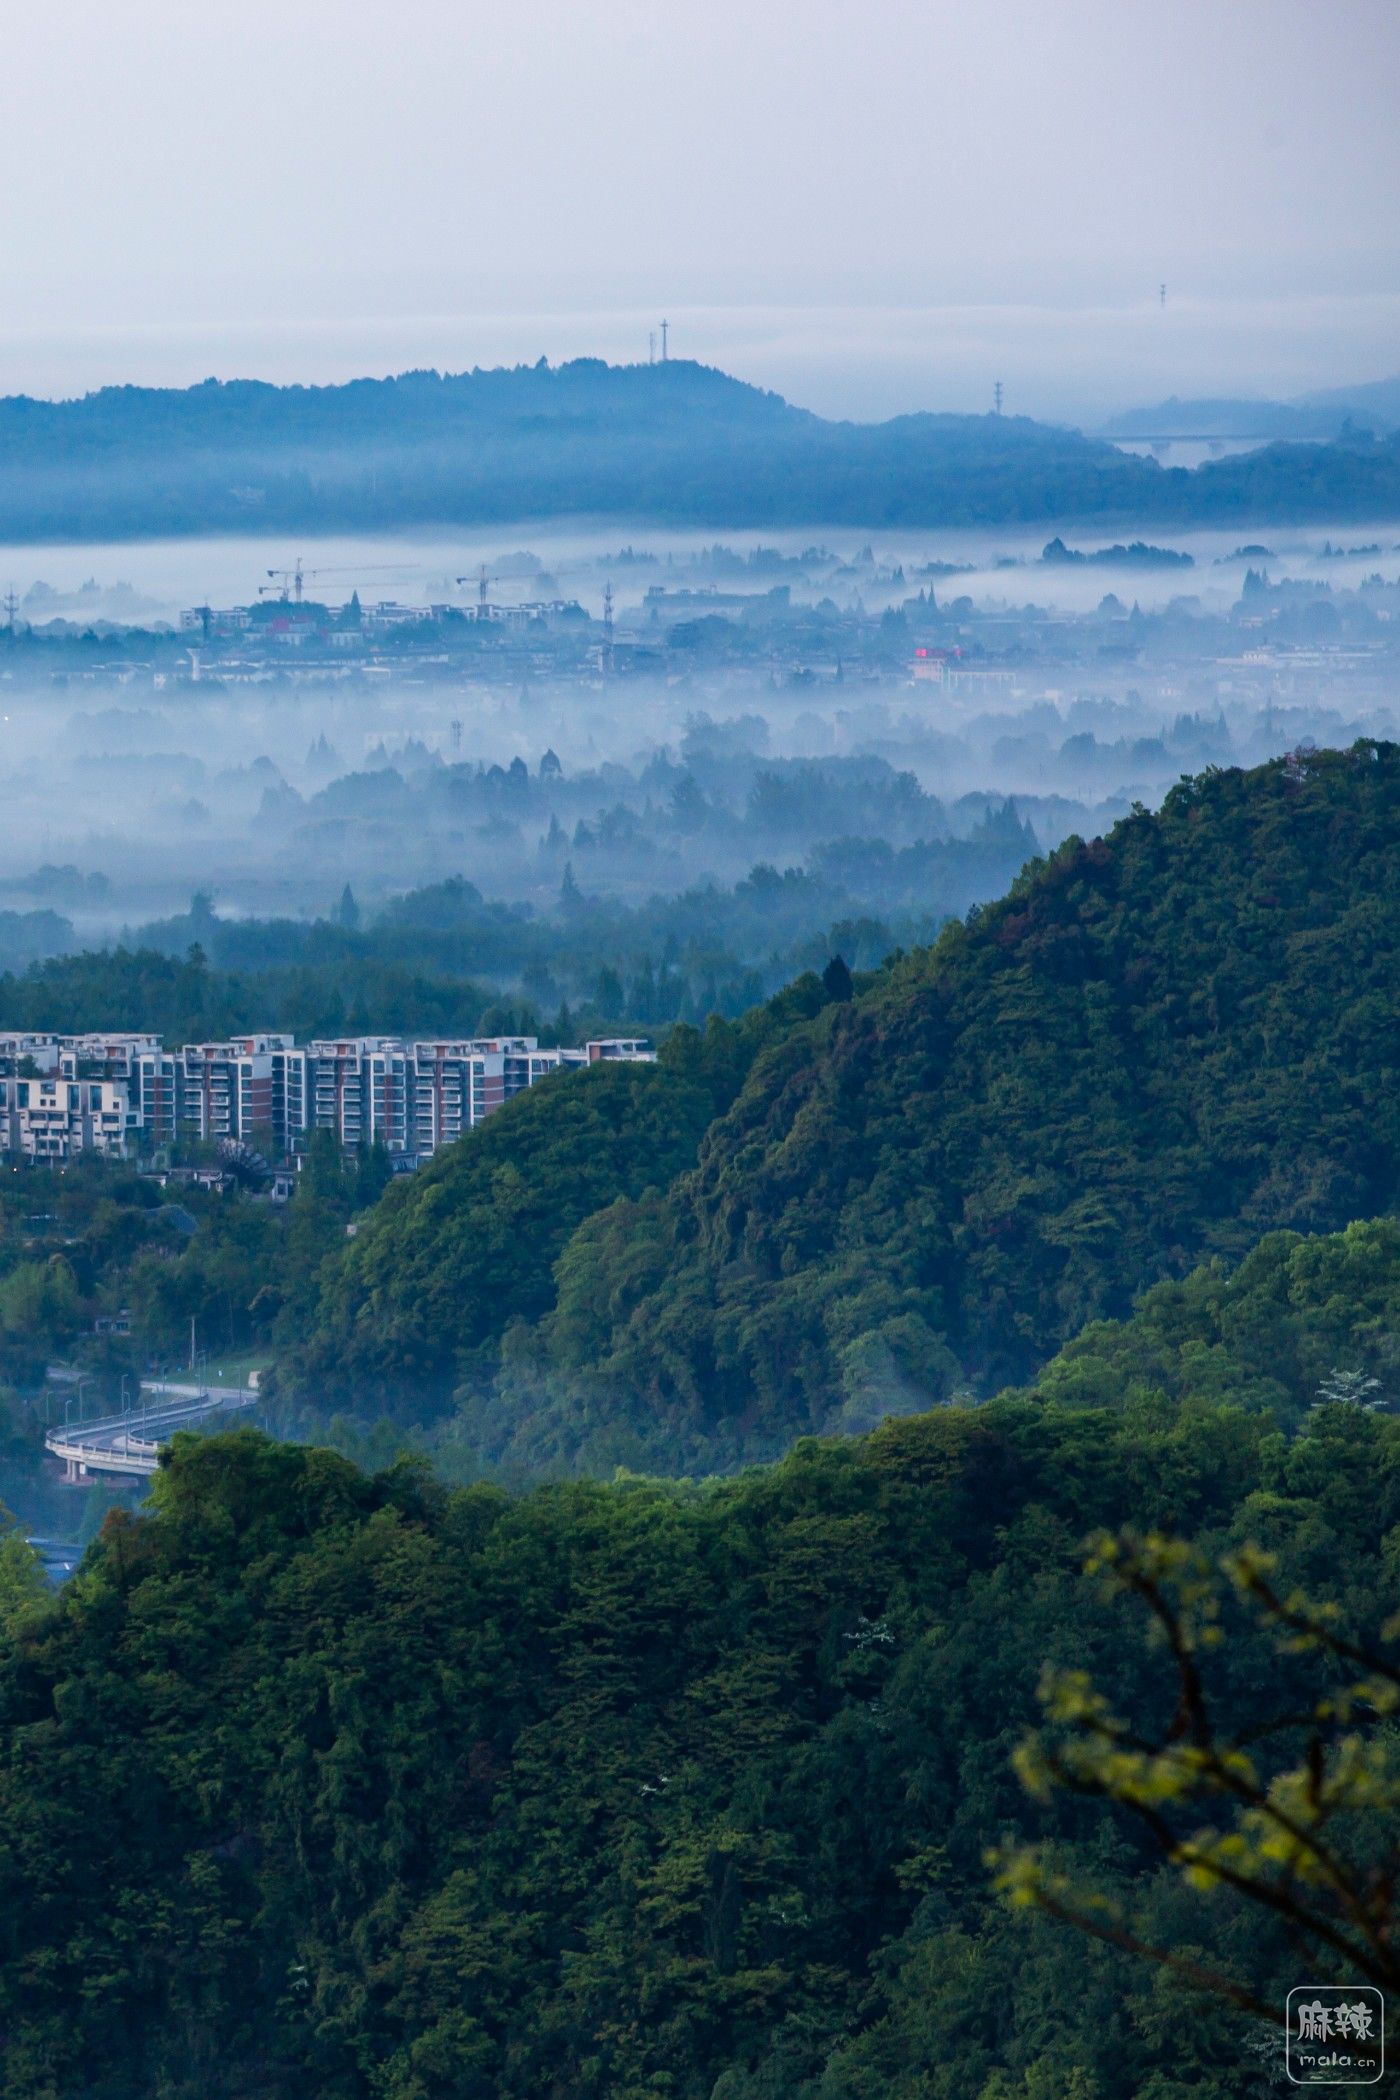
0, 1029, 654, 1177
1, 530, 1396, 718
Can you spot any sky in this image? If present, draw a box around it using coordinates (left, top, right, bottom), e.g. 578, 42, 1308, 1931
1, 0, 1397, 422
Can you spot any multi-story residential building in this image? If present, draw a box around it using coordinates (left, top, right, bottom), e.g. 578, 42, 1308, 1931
135, 1046, 180, 1146
170, 1036, 298, 1150
302, 1036, 644, 1159
0, 1031, 655, 1169
138, 1037, 306, 1155
582, 1038, 653, 1063
0, 1073, 138, 1160
0, 1034, 154, 1162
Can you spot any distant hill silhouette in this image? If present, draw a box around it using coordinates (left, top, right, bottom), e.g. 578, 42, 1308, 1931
2, 357, 1400, 535
1099, 394, 1364, 440
1300, 372, 1400, 429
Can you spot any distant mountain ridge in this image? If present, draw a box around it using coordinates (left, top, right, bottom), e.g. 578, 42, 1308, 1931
1301, 372, 1400, 427
2, 357, 1400, 536
1101, 376, 1400, 440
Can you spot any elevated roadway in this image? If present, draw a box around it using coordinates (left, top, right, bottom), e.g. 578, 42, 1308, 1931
44, 1379, 259, 1479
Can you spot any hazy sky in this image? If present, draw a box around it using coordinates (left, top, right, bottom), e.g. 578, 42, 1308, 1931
2, 0, 1397, 419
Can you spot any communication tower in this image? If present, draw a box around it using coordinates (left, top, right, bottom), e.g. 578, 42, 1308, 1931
660, 318, 669, 361
993, 380, 1003, 416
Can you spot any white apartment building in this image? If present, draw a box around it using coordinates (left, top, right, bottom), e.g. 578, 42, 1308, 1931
0, 1031, 655, 1168
0, 1034, 154, 1161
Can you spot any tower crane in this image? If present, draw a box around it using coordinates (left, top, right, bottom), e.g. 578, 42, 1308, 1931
455, 564, 496, 611
257, 560, 424, 604
453, 558, 606, 611
259, 558, 305, 603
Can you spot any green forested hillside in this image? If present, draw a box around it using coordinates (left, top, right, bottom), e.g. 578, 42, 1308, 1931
272, 975, 836, 1418
505, 743, 1400, 1467
1021, 1214, 1400, 1429
283, 742, 1400, 1471
2, 1280, 1396, 2099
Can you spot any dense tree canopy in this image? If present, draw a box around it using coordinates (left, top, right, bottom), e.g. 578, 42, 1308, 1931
3, 1282, 1397, 2100
272, 979, 837, 1418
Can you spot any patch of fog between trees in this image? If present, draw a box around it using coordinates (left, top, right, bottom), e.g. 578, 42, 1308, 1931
0, 666, 1393, 972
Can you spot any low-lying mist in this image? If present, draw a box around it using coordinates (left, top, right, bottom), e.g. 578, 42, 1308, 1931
0, 516, 1396, 1022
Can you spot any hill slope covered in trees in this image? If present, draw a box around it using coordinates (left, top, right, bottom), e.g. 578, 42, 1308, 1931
278, 743, 1400, 1472
270, 973, 835, 1419
4, 1236, 1399, 2100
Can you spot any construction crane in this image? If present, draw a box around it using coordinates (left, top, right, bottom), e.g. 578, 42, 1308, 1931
453, 561, 584, 613
454, 558, 603, 605
455, 564, 496, 611
260, 558, 306, 603
254, 556, 613, 629
257, 560, 428, 605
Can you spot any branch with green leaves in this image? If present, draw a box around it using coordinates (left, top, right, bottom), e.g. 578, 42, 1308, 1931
990, 1528, 1400, 2050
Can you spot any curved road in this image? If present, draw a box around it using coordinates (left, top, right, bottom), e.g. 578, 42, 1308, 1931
45, 1380, 259, 1479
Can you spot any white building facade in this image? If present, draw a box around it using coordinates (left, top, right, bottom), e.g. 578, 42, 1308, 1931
0, 1031, 654, 1167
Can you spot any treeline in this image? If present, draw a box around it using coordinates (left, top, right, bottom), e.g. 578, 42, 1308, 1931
0, 796, 1042, 1040
0, 738, 1052, 1032
0, 945, 509, 1049
0, 913, 867, 1047
257, 742, 1040, 945
1, 358, 1399, 537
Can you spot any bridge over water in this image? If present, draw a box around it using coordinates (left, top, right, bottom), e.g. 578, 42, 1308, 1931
44, 1380, 260, 1479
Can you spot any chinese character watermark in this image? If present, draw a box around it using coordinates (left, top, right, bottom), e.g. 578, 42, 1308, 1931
1287, 1986, 1383, 2085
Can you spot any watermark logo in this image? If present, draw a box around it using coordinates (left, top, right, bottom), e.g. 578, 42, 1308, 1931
1286, 1987, 1383, 2085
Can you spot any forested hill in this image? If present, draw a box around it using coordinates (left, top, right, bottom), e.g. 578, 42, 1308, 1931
3, 357, 1400, 535
4, 1326, 1400, 2096
277, 742, 1400, 1471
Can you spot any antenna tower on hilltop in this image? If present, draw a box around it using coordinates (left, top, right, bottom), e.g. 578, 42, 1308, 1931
993, 380, 1003, 416
660, 318, 669, 361
649, 330, 656, 365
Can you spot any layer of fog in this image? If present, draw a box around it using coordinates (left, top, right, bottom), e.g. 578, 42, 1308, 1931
4, 519, 1399, 629
0, 519, 1395, 965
